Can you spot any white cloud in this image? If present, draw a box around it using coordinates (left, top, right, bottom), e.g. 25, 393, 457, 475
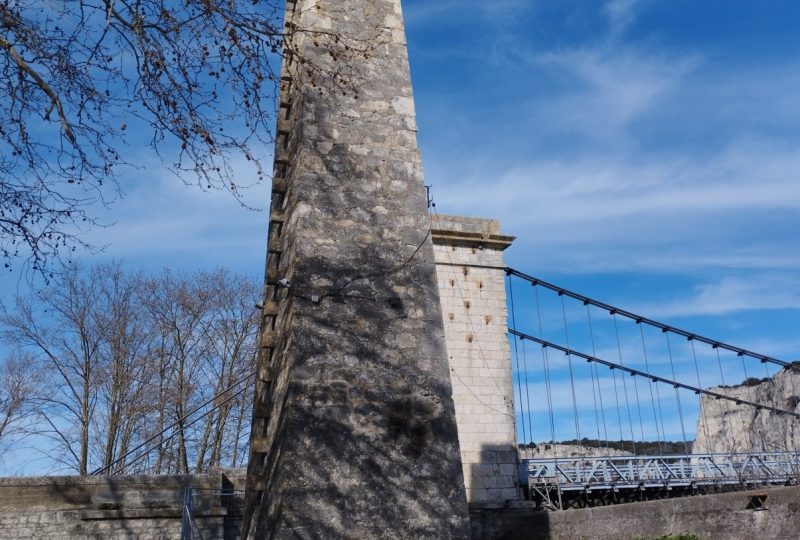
416, 2, 800, 277
605, 0, 641, 38
502, 2, 699, 149
404, 0, 530, 26
638, 276, 800, 318
435, 139, 800, 273
531, 47, 699, 142
83, 152, 270, 272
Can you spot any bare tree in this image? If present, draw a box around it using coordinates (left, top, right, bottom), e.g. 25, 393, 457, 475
141, 268, 258, 474
1, 1, 377, 273
89, 265, 155, 473
1, 0, 283, 270
142, 269, 216, 474
0, 265, 103, 473
0, 263, 259, 474
0, 351, 38, 448
193, 270, 259, 471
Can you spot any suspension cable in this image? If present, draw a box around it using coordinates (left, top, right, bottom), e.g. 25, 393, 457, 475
617, 315, 647, 444
123, 382, 253, 475
91, 371, 256, 475
534, 286, 557, 455
665, 333, 690, 454
521, 336, 535, 446
764, 355, 773, 381
508, 273, 535, 446
560, 296, 582, 443
585, 305, 607, 454
690, 340, 712, 448
509, 329, 800, 419
763, 356, 778, 452
639, 323, 664, 455
612, 314, 638, 454
739, 348, 767, 452
506, 269, 793, 369
609, 361, 627, 452
507, 274, 528, 447
716, 347, 741, 453
586, 304, 625, 456
516, 331, 800, 418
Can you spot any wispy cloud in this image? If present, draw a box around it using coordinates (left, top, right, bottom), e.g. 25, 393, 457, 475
412, 2, 800, 277
403, 0, 530, 27
529, 47, 699, 144
605, 0, 641, 38
84, 153, 270, 273
637, 276, 800, 318
436, 140, 800, 273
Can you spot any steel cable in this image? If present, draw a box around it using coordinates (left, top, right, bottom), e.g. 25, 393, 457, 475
612, 314, 638, 454
508, 274, 528, 446
665, 333, 690, 455
534, 285, 557, 456
639, 324, 664, 455
690, 340, 712, 450
585, 305, 607, 454
561, 295, 582, 444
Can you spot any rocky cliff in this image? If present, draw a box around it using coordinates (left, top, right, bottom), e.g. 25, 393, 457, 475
693, 366, 800, 453
520, 443, 633, 459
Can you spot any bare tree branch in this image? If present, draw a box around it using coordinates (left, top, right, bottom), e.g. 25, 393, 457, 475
0, 263, 259, 474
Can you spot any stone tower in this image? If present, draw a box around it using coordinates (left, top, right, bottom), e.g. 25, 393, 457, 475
242, 0, 470, 538
431, 215, 520, 503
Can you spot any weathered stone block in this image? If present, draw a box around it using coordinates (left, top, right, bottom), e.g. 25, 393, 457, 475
242, 1, 470, 538
432, 215, 520, 504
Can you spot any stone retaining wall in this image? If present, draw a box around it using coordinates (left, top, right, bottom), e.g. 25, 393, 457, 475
471, 484, 800, 540
0, 471, 245, 539
1, 472, 798, 539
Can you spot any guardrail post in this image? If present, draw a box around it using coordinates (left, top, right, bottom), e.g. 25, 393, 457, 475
181, 485, 193, 540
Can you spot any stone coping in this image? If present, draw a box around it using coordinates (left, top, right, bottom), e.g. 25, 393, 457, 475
432, 214, 515, 251
0, 473, 219, 488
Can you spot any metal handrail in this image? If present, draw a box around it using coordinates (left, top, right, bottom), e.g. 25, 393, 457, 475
179, 486, 247, 539
181, 486, 194, 540
522, 451, 800, 490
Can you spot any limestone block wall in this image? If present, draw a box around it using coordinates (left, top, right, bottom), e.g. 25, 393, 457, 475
471, 484, 800, 540
0, 471, 245, 540
243, 0, 470, 536
432, 215, 520, 503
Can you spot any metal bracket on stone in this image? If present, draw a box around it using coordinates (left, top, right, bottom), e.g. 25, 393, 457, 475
747, 493, 769, 511
251, 438, 269, 455
261, 330, 278, 349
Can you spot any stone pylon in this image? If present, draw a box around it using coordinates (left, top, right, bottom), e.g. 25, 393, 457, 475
242, 0, 470, 538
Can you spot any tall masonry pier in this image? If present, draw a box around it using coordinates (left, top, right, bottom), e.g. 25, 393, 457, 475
431, 216, 520, 503
243, 0, 471, 538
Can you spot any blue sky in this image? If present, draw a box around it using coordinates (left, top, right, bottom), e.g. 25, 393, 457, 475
2, 0, 800, 456
402, 0, 800, 445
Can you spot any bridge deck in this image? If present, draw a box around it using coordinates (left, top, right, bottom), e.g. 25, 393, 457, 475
521, 451, 800, 510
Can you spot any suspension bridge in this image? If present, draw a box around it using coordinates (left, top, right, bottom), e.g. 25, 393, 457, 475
83, 258, 800, 520
504, 268, 800, 511
87, 261, 800, 519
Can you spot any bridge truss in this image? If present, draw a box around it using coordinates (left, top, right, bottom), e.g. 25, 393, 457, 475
522, 451, 800, 510
504, 268, 800, 510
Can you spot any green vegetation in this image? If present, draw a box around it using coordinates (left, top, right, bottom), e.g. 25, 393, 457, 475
719, 376, 771, 388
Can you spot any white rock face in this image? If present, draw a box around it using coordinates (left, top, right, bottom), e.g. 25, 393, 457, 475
520, 443, 633, 459
693, 367, 800, 454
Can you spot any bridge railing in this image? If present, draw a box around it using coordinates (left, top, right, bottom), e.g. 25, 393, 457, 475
522, 451, 800, 491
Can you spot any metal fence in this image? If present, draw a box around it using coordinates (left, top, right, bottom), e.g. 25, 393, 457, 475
522, 451, 800, 510
180, 486, 246, 540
